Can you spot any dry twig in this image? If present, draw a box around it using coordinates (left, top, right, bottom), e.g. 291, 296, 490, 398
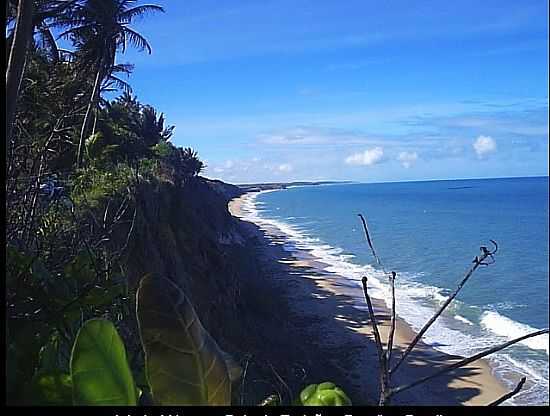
488, 377, 526, 406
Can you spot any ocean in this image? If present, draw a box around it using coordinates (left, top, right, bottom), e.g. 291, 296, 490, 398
243, 176, 549, 405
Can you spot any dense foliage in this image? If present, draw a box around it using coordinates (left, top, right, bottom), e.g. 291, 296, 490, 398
5, 0, 205, 405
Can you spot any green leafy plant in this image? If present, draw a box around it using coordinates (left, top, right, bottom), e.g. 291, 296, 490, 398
298, 382, 352, 406
70, 318, 137, 405
136, 275, 231, 405
31, 372, 73, 406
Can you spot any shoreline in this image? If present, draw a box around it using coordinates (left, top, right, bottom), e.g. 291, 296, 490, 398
228, 190, 511, 405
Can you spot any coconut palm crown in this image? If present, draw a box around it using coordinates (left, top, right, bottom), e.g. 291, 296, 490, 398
58, 0, 164, 167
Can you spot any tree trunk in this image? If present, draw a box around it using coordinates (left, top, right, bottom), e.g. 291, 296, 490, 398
76, 68, 102, 168
5, 0, 34, 144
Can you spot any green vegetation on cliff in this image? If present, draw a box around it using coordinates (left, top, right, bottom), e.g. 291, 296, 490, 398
5, 0, 210, 405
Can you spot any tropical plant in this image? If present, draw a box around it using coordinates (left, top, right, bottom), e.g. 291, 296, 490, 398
298, 382, 352, 406
139, 105, 174, 146
137, 276, 232, 405
180, 147, 205, 177
6, 0, 211, 407
71, 319, 137, 405
6, 0, 79, 142
22, 275, 351, 407
6, 0, 34, 142
58, 0, 164, 167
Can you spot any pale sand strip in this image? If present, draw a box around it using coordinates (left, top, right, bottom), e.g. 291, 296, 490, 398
229, 192, 511, 405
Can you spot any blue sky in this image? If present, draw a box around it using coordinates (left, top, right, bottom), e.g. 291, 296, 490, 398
119, 0, 548, 183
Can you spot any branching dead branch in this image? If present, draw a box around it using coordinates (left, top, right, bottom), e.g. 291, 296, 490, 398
356, 212, 545, 406
391, 239, 498, 375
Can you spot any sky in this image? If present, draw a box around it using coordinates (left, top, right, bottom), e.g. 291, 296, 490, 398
118, 0, 548, 184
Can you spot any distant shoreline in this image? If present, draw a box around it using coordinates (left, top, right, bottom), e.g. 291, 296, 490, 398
230, 175, 548, 191
236, 180, 353, 193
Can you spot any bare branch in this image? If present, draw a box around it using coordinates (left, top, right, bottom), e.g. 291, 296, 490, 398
390, 329, 548, 396
488, 377, 526, 406
386, 271, 397, 364
358, 214, 383, 267
361, 276, 386, 367
362, 276, 390, 405
391, 240, 498, 375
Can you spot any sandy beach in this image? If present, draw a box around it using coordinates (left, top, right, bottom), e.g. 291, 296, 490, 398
228, 191, 511, 405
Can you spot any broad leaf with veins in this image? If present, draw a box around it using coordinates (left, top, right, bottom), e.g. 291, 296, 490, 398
70, 319, 137, 405
137, 275, 231, 405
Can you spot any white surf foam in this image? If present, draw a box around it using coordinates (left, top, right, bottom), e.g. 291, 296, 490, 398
455, 315, 474, 325
489, 353, 549, 405
481, 311, 549, 355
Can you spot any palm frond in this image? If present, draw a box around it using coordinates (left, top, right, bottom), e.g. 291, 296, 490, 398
103, 75, 133, 94
37, 23, 60, 63
122, 27, 152, 54
111, 63, 135, 74
56, 24, 95, 41
120, 4, 164, 23
34, 0, 81, 27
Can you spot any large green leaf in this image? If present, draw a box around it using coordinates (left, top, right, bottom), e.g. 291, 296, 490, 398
70, 319, 137, 405
136, 275, 231, 405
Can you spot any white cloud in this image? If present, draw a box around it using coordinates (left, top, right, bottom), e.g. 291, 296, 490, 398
277, 163, 293, 172
259, 128, 330, 145
473, 135, 497, 158
345, 147, 384, 166
207, 157, 258, 176
397, 151, 418, 168
258, 126, 388, 147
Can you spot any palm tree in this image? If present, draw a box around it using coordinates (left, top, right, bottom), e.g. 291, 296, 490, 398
6, 0, 34, 145
139, 104, 175, 146
6, 0, 80, 144
181, 147, 204, 177
59, 0, 164, 168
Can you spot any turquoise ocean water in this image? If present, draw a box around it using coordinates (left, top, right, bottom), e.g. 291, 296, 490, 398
245, 177, 549, 405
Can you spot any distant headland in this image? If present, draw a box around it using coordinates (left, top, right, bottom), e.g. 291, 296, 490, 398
237, 180, 352, 192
